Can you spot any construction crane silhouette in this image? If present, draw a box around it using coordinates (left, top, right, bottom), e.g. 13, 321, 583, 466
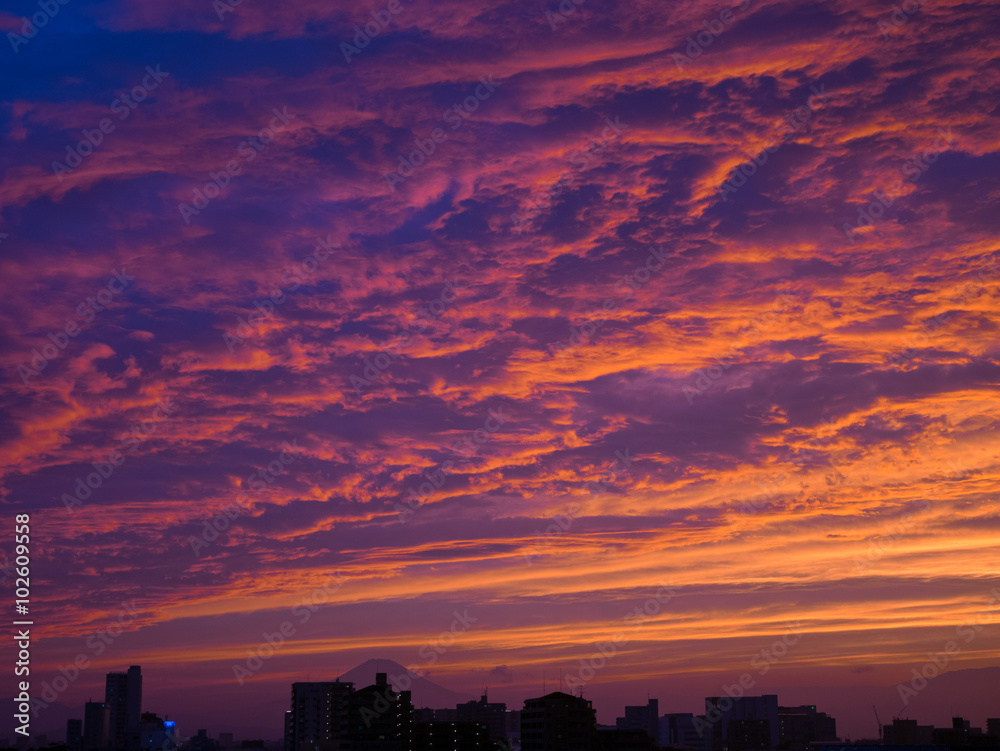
873, 705, 883, 741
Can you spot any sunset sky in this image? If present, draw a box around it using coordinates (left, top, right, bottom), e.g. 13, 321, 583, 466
2, 0, 999, 741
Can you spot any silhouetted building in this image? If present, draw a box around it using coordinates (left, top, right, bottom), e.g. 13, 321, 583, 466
728, 719, 772, 751
521, 692, 596, 751
190, 729, 217, 751
67, 719, 84, 751
702, 695, 778, 751
284, 681, 354, 751
883, 719, 934, 746
661, 713, 703, 749
84, 701, 111, 751
456, 694, 507, 742
988, 720, 1000, 740
348, 672, 413, 751
932, 717, 993, 747
596, 728, 656, 750
106, 666, 142, 751
778, 705, 837, 750
412, 721, 490, 750
506, 710, 521, 745
139, 713, 176, 751
616, 700, 658, 742
218, 734, 234, 750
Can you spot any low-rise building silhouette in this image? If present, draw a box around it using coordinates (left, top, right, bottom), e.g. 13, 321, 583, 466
616, 699, 658, 742
702, 695, 779, 751
778, 704, 837, 750
412, 721, 490, 750
661, 713, 704, 749
521, 691, 596, 751
456, 693, 507, 743
139, 714, 175, 751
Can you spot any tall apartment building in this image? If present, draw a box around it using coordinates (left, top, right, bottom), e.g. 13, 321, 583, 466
348, 673, 413, 751
106, 666, 143, 751
284, 681, 354, 751
67, 718, 84, 751
84, 701, 111, 751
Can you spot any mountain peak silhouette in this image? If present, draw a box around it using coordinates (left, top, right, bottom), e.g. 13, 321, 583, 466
339, 658, 475, 709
